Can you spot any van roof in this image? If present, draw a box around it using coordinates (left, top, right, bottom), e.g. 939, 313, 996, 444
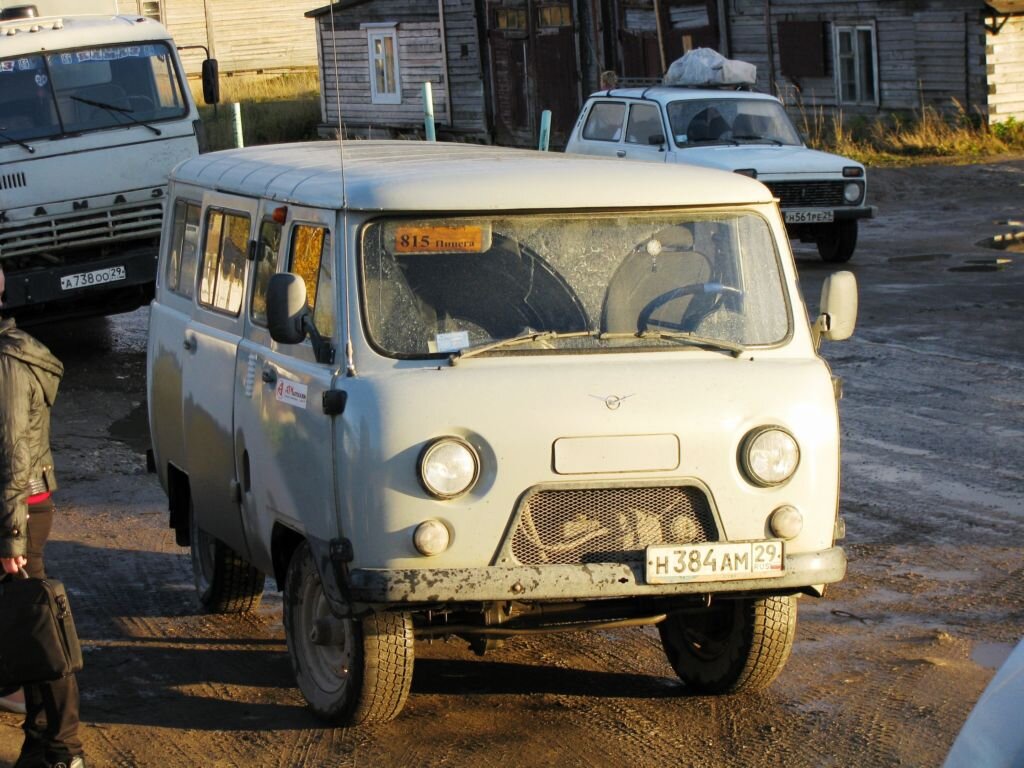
171, 141, 774, 212
0, 15, 173, 56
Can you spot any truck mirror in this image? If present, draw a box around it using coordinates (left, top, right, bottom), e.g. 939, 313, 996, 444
267, 273, 310, 345
201, 58, 220, 105
816, 270, 858, 343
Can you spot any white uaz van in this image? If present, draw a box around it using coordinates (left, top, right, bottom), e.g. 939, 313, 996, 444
146, 140, 857, 726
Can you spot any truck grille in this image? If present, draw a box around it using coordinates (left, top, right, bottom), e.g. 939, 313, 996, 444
0, 201, 164, 258
510, 486, 717, 566
763, 181, 845, 208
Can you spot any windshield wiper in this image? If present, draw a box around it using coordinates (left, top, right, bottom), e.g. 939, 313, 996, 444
70, 95, 162, 136
0, 127, 36, 153
734, 135, 785, 146
449, 330, 593, 365
600, 330, 744, 357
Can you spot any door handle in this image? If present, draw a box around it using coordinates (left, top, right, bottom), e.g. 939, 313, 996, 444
183, 334, 195, 352
616, 150, 626, 158
261, 367, 277, 384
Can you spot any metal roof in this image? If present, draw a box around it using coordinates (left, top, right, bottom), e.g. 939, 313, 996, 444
170, 140, 775, 212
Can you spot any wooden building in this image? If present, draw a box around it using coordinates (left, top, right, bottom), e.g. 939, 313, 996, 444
120, 0, 318, 76
307, 0, 1024, 149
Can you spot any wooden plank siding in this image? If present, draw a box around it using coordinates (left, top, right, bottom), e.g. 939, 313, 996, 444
165, 0, 318, 76
987, 15, 1024, 121
312, 0, 488, 140
724, 0, 993, 121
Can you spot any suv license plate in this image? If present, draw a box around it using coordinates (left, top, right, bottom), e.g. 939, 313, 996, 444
60, 265, 127, 291
784, 209, 834, 224
645, 540, 784, 584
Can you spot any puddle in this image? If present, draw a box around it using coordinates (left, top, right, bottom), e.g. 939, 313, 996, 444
109, 400, 151, 454
888, 253, 952, 263
971, 641, 1015, 670
948, 257, 1013, 273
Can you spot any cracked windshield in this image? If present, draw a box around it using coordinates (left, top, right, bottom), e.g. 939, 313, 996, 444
361, 211, 789, 358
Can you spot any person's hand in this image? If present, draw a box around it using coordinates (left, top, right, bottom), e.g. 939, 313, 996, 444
1, 556, 27, 574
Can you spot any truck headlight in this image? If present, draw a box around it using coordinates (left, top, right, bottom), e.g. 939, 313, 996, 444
740, 427, 799, 487
419, 437, 480, 499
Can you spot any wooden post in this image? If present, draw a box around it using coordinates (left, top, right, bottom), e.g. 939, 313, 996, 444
653, 0, 667, 74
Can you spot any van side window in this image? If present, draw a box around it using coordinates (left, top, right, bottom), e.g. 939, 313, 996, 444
166, 199, 201, 297
199, 209, 250, 316
250, 218, 282, 326
289, 225, 335, 337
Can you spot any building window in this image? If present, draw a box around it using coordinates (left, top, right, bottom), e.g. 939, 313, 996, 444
137, 0, 162, 22
833, 24, 878, 105
538, 5, 571, 28
494, 9, 527, 30
365, 24, 401, 105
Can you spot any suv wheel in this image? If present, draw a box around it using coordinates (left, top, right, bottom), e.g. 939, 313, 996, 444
189, 499, 265, 613
816, 220, 858, 263
284, 541, 414, 725
658, 595, 797, 694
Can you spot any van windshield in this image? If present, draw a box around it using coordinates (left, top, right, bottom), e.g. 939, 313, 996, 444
360, 211, 790, 359
0, 42, 187, 145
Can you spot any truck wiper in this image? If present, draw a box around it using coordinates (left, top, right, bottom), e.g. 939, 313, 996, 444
70, 95, 162, 136
449, 329, 593, 365
0, 127, 36, 153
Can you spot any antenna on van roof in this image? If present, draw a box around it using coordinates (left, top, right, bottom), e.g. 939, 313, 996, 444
328, 0, 356, 377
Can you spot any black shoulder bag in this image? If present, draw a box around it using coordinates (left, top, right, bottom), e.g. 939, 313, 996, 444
0, 569, 84, 686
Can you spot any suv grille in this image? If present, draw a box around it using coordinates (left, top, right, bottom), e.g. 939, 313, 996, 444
510, 486, 717, 566
763, 181, 845, 208
0, 201, 163, 258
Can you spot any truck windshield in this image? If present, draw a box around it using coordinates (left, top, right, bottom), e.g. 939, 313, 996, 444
666, 99, 802, 147
0, 42, 187, 144
361, 211, 790, 359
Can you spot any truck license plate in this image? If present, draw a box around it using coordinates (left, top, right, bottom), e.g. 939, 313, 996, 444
60, 265, 127, 291
784, 209, 834, 224
645, 540, 784, 584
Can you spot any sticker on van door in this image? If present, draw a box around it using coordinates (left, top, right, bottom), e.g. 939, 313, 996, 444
275, 378, 308, 409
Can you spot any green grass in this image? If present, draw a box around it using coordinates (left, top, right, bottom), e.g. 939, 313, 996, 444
191, 71, 323, 151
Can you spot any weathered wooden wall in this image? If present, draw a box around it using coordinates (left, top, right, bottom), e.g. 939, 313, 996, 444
725, 0, 992, 120
987, 14, 1024, 122
164, 0, 318, 76
313, 0, 487, 140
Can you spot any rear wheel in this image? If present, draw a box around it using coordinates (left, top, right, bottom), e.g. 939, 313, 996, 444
658, 595, 797, 694
283, 541, 414, 725
816, 220, 858, 263
189, 500, 265, 613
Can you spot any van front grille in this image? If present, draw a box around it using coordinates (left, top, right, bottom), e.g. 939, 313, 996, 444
763, 181, 846, 208
510, 486, 717, 566
0, 201, 164, 258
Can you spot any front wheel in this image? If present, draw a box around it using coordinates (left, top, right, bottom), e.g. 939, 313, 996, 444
189, 500, 265, 613
658, 595, 797, 694
284, 541, 415, 725
816, 219, 858, 263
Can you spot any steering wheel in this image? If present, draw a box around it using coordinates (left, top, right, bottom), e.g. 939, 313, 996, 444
637, 282, 743, 332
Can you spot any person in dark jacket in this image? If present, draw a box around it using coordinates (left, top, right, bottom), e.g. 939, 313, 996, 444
0, 265, 85, 768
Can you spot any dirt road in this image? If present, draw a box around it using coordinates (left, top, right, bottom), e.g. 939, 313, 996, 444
1, 158, 1021, 768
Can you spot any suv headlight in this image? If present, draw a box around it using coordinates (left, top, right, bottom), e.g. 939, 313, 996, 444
419, 438, 480, 499
843, 181, 864, 204
740, 427, 800, 487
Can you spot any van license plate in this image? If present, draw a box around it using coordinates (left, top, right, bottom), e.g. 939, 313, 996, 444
60, 265, 127, 291
645, 540, 784, 584
784, 209, 834, 224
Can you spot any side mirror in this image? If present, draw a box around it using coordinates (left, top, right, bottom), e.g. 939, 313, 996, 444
267, 273, 309, 345
201, 58, 220, 105
814, 271, 858, 346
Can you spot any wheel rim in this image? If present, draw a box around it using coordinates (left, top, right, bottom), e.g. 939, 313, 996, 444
296, 567, 355, 696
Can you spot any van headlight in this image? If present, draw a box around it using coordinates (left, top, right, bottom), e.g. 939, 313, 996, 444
740, 427, 799, 487
419, 438, 480, 499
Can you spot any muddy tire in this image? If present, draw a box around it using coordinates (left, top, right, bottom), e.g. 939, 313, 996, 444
658, 595, 797, 694
189, 500, 265, 613
283, 541, 414, 725
816, 220, 858, 263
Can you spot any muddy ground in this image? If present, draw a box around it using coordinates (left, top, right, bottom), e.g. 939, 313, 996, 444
1, 158, 1022, 768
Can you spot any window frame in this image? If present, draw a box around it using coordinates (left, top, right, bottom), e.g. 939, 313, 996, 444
198, 207, 251, 317
287, 222, 336, 339
249, 216, 283, 328
832, 23, 879, 106
364, 23, 401, 106
164, 198, 202, 298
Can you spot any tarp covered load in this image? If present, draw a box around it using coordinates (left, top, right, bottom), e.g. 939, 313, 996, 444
663, 48, 756, 87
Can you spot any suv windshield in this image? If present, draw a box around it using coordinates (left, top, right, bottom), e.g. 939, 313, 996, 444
0, 43, 187, 145
666, 98, 802, 147
361, 211, 789, 359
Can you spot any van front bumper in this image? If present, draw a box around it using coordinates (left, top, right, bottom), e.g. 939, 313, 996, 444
346, 547, 846, 605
